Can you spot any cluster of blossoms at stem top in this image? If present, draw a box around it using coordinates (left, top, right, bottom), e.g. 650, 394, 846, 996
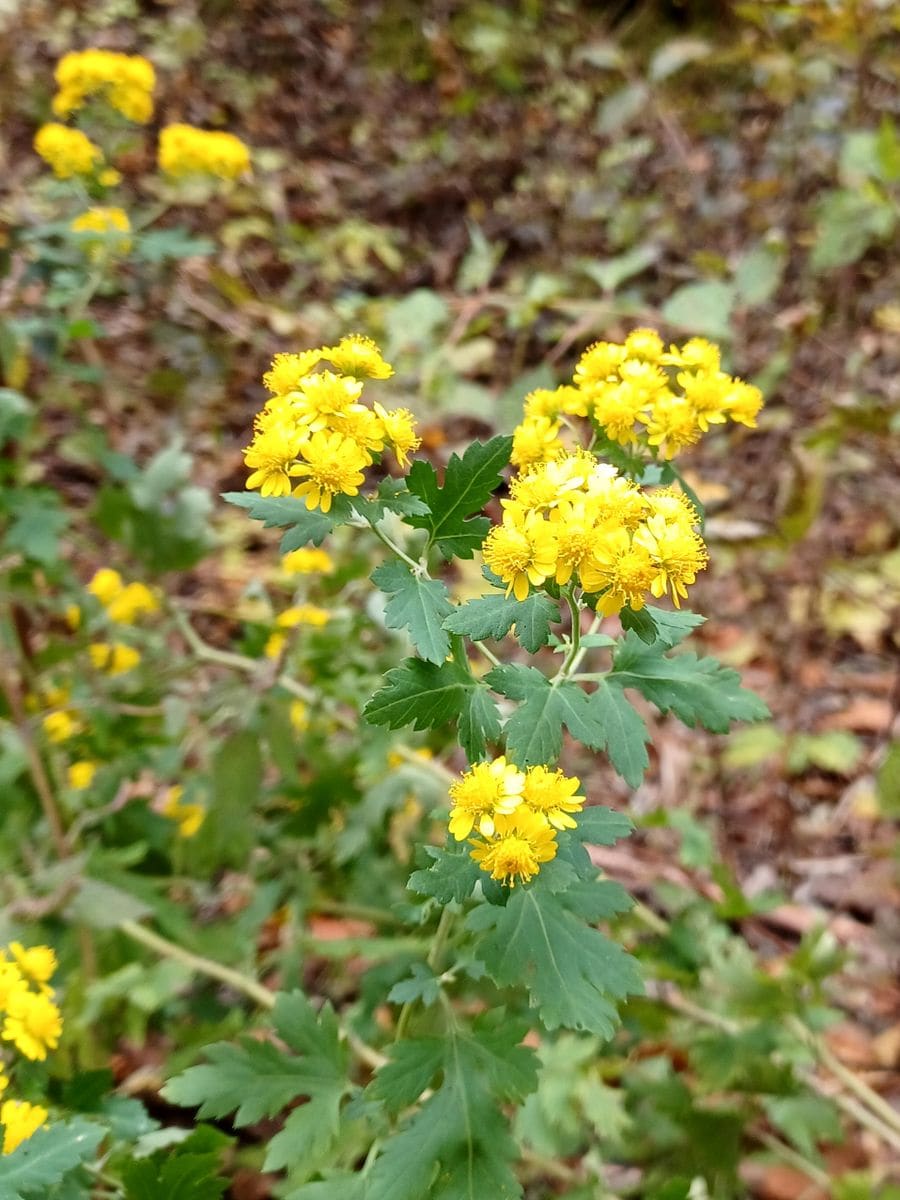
0, 943, 63, 1155
158, 123, 251, 181
70, 206, 132, 258
244, 336, 420, 510
33, 49, 250, 218
512, 329, 763, 466
449, 759, 584, 886
51, 48, 156, 123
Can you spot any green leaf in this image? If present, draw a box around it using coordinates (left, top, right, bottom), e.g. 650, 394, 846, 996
288, 1178, 365, 1200
357, 478, 431, 523
876, 741, 900, 815
122, 1131, 230, 1200
162, 992, 349, 1174
458, 687, 502, 762
221, 492, 337, 549
0, 1120, 104, 1199
467, 873, 642, 1036
642, 606, 706, 649
3, 489, 69, 565
365, 1017, 537, 1200
733, 239, 786, 307
585, 682, 651, 788
574, 805, 634, 847
371, 561, 453, 664
444, 591, 559, 653
580, 244, 658, 294
620, 605, 659, 644
610, 634, 769, 732
387, 963, 441, 1007
406, 437, 512, 559
662, 280, 735, 340
811, 188, 895, 271
364, 658, 474, 732
134, 229, 215, 262
486, 666, 604, 766
763, 1095, 843, 1160
408, 845, 482, 905
203, 731, 260, 869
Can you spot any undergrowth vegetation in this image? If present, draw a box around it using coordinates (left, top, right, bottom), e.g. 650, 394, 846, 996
0, 3, 898, 1198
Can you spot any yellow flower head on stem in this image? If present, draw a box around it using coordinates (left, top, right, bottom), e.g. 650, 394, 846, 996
290, 431, 369, 513
7, 943, 57, 989
2, 990, 63, 1061
244, 421, 306, 497
373, 403, 420, 468
1, 1099, 48, 1155
281, 547, 334, 575
323, 334, 394, 380
469, 807, 558, 887
521, 765, 584, 829
482, 509, 558, 602
34, 124, 102, 179
448, 757, 526, 840
263, 350, 325, 395
579, 527, 656, 615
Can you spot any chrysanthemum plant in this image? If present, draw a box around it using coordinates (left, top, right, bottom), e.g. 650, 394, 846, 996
162, 329, 770, 1196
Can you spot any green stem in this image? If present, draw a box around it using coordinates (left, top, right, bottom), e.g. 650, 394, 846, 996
553, 588, 584, 682
368, 519, 422, 572
395, 905, 456, 1042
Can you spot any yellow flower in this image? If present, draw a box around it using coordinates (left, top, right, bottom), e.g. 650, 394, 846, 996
291, 431, 369, 513
281, 547, 334, 574
87, 567, 123, 606
42, 710, 81, 744
521, 766, 584, 829
678, 369, 730, 432
105, 582, 158, 624
589, 379, 646, 444
88, 642, 141, 676
329, 405, 386, 457
550, 498, 603, 586
244, 421, 305, 497
289, 699, 309, 732
448, 757, 525, 840
644, 392, 702, 459
634, 514, 708, 607
265, 604, 331, 657
158, 123, 251, 180
662, 336, 720, 373
262, 350, 325, 395
33, 123, 101, 178
324, 334, 394, 380
523, 386, 588, 420
160, 786, 205, 839
579, 528, 656, 615
373, 403, 420, 467
99, 167, 122, 187
53, 49, 156, 123
64, 604, 81, 631
573, 340, 627, 388
511, 416, 563, 469
67, 761, 97, 790
624, 327, 665, 362
293, 371, 365, 431
0, 962, 27, 1012
70, 207, 132, 259
584, 469, 648, 529
723, 378, 763, 427
7, 943, 56, 989
1, 1099, 48, 1155
2, 989, 63, 1061
469, 807, 558, 887
482, 510, 558, 601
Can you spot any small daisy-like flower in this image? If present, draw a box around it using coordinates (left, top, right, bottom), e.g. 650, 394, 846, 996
42, 710, 81, 744
624, 327, 665, 362
2, 989, 63, 1061
448, 757, 526, 840
644, 392, 702, 459
511, 416, 563, 469
634, 514, 708, 607
469, 807, 558, 887
1, 1099, 48, 1155
521, 766, 584, 830
7, 943, 56, 990
159, 786, 205, 839
88, 642, 141, 676
33, 123, 102, 178
573, 340, 627, 388
374, 403, 420, 467
67, 761, 97, 791
244, 421, 305, 497
722, 378, 763, 427
87, 568, 123, 606
482, 510, 558, 602
262, 350, 325, 396
105, 581, 158, 624
589, 379, 646, 445
0, 962, 27, 1012
579, 528, 656, 615
293, 371, 365, 431
324, 334, 394, 380
291, 431, 369, 513
281, 547, 334, 574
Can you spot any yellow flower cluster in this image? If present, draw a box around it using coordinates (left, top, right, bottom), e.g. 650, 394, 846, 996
33, 123, 102, 179
0, 942, 63, 1155
160, 785, 205, 839
158, 123, 251, 181
449, 758, 585, 886
282, 547, 334, 575
244, 336, 420, 509
264, 603, 331, 658
52, 49, 156, 123
484, 447, 707, 613
41, 691, 83, 744
70, 207, 132, 258
88, 641, 141, 676
87, 568, 158, 623
512, 330, 763, 465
